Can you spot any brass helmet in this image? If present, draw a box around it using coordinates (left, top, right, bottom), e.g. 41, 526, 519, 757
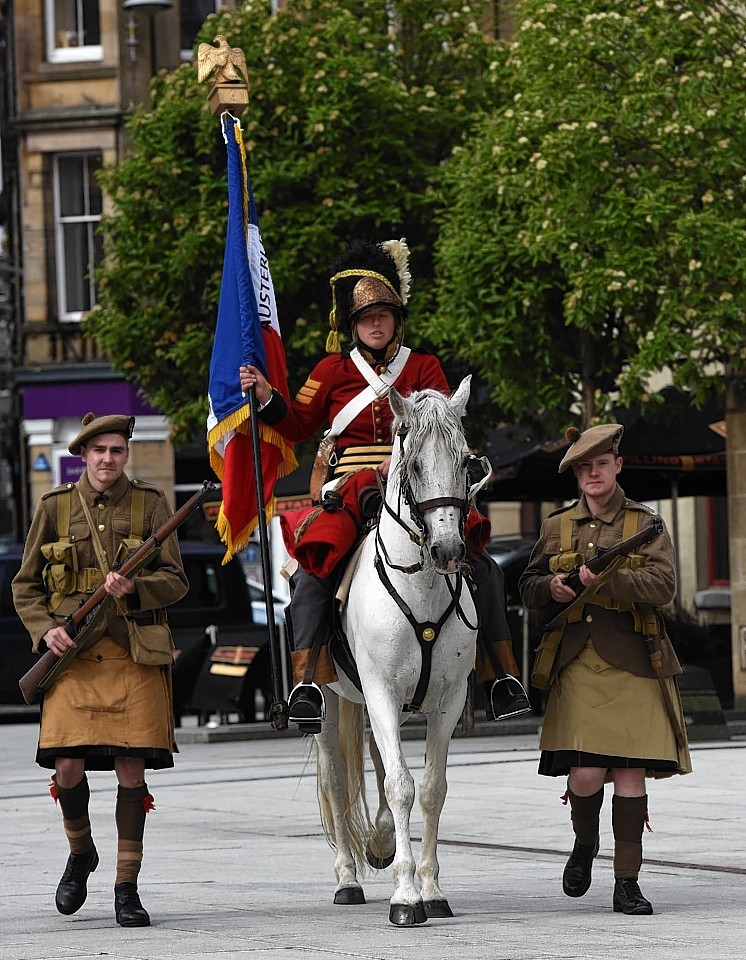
326, 238, 411, 353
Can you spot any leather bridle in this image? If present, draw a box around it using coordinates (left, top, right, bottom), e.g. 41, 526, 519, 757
372, 421, 478, 711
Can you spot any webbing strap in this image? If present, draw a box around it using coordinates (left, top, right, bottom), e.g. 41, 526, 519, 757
560, 508, 573, 552
56, 490, 71, 541
129, 487, 145, 540
622, 506, 638, 540
582, 594, 636, 614
563, 503, 637, 554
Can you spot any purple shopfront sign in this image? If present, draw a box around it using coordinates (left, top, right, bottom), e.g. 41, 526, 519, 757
21, 381, 157, 420
59, 456, 85, 485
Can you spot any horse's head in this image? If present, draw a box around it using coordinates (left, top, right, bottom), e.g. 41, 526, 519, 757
389, 375, 478, 575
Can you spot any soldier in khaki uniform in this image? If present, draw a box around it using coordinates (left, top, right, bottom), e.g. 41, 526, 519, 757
12, 413, 188, 927
519, 423, 691, 917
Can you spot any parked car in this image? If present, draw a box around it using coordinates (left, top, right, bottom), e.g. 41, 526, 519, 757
487, 535, 536, 608
246, 578, 287, 625
0, 539, 284, 724
0, 543, 37, 717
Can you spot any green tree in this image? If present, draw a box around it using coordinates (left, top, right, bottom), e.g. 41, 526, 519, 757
87, 0, 499, 442
431, 0, 746, 430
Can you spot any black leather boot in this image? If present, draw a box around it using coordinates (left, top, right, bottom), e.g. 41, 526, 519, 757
55, 844, 99, 915
287, 683, 325, 733
613, 877, 653, 915
489, 676, 532, 720
114, 883, 151, 927
562, 837, 599, 898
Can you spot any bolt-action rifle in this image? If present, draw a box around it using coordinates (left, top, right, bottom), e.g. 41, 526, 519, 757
541, 518, 663, 631
531, 518, 663, 691
18, 480, 216, 706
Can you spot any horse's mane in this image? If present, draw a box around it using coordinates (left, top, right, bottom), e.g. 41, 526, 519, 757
393, 388, 466, 489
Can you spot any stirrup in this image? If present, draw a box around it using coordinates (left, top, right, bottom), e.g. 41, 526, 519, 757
288, 682, 326, 726
489, 675, 532, 721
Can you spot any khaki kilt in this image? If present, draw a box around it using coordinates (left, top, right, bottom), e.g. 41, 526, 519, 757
540, 640, 692, 777
38, 635, 176, 769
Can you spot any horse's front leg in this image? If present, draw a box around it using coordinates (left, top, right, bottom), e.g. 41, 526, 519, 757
315, 692, 365, 904
364, 692, 426, 927
418, 683, 469, 918
366, 732, 396, 870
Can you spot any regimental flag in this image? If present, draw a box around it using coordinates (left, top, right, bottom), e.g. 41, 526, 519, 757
207, 113, 297, 562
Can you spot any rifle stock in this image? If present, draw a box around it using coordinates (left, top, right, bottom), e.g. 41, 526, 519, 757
18, 480, 217, 706
542, 518, 663, 631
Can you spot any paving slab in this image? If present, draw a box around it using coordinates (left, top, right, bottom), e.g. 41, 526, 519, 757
2, 721, 744, 960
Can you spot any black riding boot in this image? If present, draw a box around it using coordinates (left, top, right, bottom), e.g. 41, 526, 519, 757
285, 568, 334, 730
470, 552, 531, 720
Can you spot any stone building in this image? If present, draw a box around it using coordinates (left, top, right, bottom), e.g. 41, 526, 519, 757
0, 0, 242, 535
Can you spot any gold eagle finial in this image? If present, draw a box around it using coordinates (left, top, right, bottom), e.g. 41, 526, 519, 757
197, 35, 250, 88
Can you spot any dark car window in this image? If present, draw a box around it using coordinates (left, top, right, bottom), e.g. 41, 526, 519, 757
0, 556, 21, 618
174, 558, 223, 610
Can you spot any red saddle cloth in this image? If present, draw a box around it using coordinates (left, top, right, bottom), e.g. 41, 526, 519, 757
280, 469, 491, 580
279, 470, 378, 580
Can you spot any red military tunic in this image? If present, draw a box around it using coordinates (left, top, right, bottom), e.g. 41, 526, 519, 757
274, 348, 449, 457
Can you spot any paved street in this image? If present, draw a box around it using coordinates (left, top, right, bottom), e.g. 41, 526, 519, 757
2, 719, 745, 960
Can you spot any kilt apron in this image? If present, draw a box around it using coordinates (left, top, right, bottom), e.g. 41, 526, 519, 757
38, 635, 175, 768
539, 640, 692, 777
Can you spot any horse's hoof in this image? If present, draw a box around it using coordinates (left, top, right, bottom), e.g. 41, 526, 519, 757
334, 886, 365, 905
389, 903, 428, 926
366, 846, 395, 870
424, 899, 454, 918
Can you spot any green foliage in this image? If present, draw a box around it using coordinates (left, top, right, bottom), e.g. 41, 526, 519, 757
87, 0, 497, 442
431, 0, 746, 429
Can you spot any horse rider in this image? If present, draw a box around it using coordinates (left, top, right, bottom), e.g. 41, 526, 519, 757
12, 413, 189, 927
519, 423, 692, 915
241, 238, 529, 731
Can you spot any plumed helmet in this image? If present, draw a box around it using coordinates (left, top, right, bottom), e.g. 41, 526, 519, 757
326, 238, 411, 353
558, 423, 624, 473
67, 412, 135, 455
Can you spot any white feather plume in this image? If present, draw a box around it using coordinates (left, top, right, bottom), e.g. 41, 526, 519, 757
382, 238, 411, 306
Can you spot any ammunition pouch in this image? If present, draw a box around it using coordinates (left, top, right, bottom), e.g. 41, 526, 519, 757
549, 551, 584, 574
41, 539, 105, 613
126, 609, 174, 667
114, 536, 146, 566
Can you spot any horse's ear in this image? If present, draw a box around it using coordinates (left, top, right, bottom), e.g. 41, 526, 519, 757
449, 375, 472, 419
389, 385, 412, 422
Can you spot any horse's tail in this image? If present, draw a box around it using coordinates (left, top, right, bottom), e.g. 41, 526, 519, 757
316, 698, 373, 874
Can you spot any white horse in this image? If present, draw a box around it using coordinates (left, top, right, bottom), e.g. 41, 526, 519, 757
315, 375, 488, 926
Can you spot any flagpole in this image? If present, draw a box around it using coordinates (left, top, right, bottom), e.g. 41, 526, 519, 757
247, 383, 289, 731
201, 38, 289, 732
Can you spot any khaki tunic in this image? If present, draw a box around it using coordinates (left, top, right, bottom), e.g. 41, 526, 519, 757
519, 485, 691, 777
12, 472, 189, 768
